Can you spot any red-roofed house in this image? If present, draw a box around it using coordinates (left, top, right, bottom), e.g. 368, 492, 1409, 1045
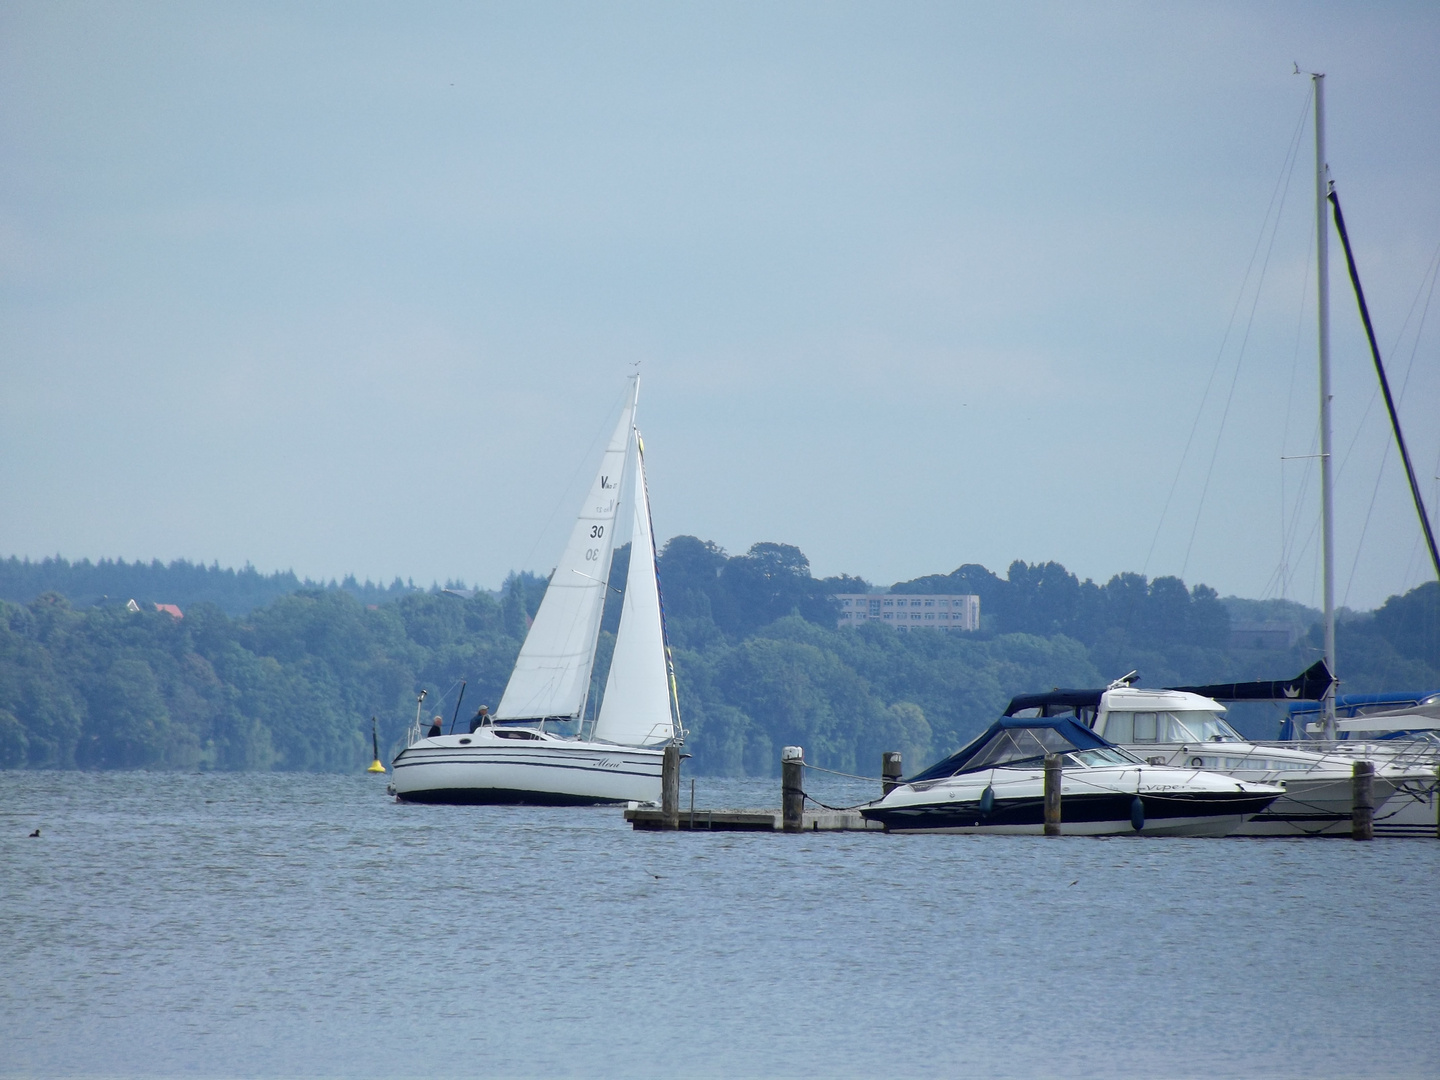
154, 603, 183, 619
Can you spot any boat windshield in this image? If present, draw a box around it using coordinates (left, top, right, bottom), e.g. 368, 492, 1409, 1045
1069, 746, 1141, 767
1103, 709, 1243, 743
963, 727, 1082, 772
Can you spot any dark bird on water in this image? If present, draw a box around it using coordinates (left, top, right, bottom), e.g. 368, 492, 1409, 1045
29, 829, 40, 838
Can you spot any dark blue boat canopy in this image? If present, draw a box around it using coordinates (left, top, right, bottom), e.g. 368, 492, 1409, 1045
908, 716, 1122, 783
1002, 660, 1334, 718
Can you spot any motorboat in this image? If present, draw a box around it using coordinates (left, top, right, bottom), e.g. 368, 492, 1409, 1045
1283, 692, 1440, 741
1276, 693, 1440, 837
390, 376, 681, 805
860, 716, 1281, 836
1007, 682, 1428, 836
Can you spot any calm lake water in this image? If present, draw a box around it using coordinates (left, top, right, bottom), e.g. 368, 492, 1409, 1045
3, 770, 1438, 1079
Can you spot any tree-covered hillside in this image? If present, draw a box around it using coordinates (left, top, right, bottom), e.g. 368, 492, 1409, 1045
0, 555, 440, 615
0, 540, 1435, 775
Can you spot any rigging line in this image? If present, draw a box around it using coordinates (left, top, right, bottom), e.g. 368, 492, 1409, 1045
1342, 426, 1395, 609
1182, 111, 1308, 579
1280, 441, 1321, 604
1329, 187, 1440, 582
1278, 220, 1316, 600
1328, 236, 1438, 496
1388, 233, 1440, 391
1144, 87, 1313, 578
1339, 244, 1435, 608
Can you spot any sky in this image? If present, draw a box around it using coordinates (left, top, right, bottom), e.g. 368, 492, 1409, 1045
2, 1, 1438, 611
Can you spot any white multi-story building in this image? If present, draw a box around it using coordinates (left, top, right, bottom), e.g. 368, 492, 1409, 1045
835, 593, 980, 632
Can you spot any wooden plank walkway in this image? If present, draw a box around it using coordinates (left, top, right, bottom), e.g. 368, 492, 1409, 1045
625, 808, 884, 832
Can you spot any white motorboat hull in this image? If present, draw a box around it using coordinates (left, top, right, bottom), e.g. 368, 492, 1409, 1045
1287, 740, 1440, 837
1371, 775, 1439, 837
1234, 774, 1401, 836
871, 809, 1253, 837
862, 768, 1280, 837
390, 733, 664, 805
1113, 742, 1424, 837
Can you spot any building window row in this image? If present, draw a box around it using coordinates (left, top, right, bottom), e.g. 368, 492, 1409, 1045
834, 593, 980, 632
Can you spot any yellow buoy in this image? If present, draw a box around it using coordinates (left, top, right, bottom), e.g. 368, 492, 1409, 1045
367, 717, 387, 773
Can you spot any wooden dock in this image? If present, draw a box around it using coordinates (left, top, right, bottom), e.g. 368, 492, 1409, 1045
624, 807, 883, 832
629, 744, 891, 832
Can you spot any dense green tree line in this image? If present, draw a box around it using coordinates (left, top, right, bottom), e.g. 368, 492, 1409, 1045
0, 555, 436, 616
0, 539, 1435, 774
0, 582, 541, 771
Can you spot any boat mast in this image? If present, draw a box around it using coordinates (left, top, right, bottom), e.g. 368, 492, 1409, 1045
1313, 72, 1337, 739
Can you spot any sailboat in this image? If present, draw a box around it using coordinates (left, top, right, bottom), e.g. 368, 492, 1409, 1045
389, 377, 682, 804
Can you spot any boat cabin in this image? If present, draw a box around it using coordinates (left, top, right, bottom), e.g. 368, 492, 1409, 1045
907, 716, 1138, 784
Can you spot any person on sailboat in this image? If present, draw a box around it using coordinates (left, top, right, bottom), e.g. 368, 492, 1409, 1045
469, 706, 490, 733
426, 715, 443, 738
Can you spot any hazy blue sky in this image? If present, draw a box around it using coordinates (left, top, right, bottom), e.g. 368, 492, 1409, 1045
3, 2, 1437, 610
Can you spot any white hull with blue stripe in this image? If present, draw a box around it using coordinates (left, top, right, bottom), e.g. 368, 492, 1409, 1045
391, 729, 664, 805
388, 377, 681, 806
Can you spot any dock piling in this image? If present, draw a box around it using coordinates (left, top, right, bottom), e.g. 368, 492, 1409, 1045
782, 746, 805, 833
882, 752, 903, 796
1043, 753, 1062, 836
661, 744, 681, 830
1351, 760, 1374, 841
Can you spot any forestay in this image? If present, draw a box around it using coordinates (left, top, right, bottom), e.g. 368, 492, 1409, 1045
495, 383, 636, 722
592, 425, 675, 747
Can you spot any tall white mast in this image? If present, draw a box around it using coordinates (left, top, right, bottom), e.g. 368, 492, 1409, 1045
1314, 72, 1337, 738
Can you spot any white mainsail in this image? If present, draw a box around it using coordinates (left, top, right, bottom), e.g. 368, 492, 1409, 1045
494, 383, 636, 722
592, 426, 676, 747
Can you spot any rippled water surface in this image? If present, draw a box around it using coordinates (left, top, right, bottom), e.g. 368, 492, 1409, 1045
3, 770, 1439, 1079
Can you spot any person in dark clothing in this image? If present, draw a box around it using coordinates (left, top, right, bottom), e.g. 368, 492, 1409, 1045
469, 706, 490, 733
426, 715, 443, 738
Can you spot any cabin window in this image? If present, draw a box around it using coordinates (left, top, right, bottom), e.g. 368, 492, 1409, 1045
1105, 712, 1134, 743
1133, 712, 1158, 741
1163, 711, 1241, 743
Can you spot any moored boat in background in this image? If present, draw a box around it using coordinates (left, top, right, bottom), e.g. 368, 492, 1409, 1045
861, 715, 1281, 836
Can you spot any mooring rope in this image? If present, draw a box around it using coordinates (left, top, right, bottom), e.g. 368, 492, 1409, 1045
799, 761, 889, 784
799, 790, 881, 812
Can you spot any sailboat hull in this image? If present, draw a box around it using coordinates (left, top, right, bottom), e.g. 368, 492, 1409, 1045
390, 735, 664, 805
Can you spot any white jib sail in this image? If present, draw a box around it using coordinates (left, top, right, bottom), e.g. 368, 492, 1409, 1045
593, 428, 675, 747
495, 382, 637, 722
